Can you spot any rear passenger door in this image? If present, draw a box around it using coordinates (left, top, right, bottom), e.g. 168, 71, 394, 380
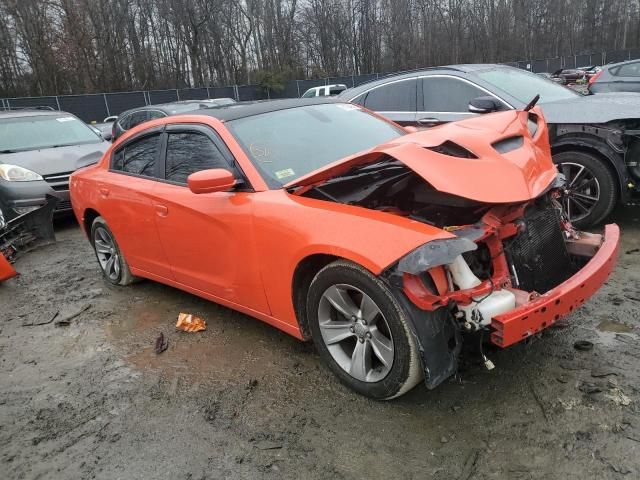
355, 78, 418, 125
100, 129, 173, 278
150, 124, 270, 314
418, 76, 498, 127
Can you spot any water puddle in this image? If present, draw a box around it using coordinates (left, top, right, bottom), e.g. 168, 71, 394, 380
592, 319, 638, 346
597, 319, 634, 334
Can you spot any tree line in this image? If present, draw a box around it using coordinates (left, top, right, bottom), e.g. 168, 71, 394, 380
2, 0, 640, 98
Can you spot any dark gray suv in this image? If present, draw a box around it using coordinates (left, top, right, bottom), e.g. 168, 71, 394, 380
339, 64, 640, 227
0, 109, 108, 222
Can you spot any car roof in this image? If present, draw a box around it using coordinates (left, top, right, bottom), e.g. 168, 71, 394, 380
119, 99, 234, 117
178, 97, 341, 122
337, 64, 508, 98
0, 109, 67, 119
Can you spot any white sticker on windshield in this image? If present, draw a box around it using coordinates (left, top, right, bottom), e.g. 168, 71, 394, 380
56, 117, 75, 122
336, 104, 360, 111
275, 168, 295, 179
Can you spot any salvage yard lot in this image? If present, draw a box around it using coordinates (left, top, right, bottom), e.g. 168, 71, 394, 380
1, 208, 639, 480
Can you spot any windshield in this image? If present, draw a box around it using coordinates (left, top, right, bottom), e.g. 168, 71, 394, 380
0, 114, 101, 152
477, 67, 580, 104
226, 103, 405, 187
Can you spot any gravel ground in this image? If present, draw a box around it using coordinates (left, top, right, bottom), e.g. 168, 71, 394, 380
1, 207, 639, 480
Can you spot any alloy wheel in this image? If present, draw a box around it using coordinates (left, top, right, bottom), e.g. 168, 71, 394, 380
318, 284, 394, 382
93, 226, 120, 281
558, 162, 601, 223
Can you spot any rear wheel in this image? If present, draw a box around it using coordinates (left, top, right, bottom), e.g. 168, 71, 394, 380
553, 150, 617, 228
90, 216, 137, 286
307, 260, 422, 399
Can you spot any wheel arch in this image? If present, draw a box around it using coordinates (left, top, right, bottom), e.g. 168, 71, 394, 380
291, 253, 340, 340
551, 137, 626, 201
83, 208, 101, 238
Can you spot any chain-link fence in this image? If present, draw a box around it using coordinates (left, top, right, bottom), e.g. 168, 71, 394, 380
3, 49, 640, 123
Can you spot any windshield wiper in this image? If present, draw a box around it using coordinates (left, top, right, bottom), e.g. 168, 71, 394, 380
51, 143, 77, 148
0, 149, 17, 154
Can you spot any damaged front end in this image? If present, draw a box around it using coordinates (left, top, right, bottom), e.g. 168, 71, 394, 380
386, 191, 619, 388
292, 108, 620, 389
0, 196, 58, 282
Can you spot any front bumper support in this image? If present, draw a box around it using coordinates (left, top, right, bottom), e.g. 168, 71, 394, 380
491, 224, 620, 347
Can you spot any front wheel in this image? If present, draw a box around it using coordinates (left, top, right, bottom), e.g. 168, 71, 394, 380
307, 260, 423, 399
552, 150, 617, 228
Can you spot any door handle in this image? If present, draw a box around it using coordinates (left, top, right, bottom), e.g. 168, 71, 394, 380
154, 204, 169, 217
417, 117, 441, 127
99, 187, 110, 197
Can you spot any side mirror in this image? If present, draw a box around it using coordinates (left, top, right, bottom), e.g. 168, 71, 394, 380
468, 96, 503, 114
102, 131, 113, 142
187, 168, 236, 194
404, 126, 419, 133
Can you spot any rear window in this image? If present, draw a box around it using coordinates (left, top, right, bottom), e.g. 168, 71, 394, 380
0, 114, 101, 152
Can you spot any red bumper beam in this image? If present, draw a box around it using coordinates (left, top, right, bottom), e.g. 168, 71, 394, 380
491, 224, 620, 347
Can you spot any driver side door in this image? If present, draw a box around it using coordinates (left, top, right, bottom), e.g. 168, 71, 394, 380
150, 124, 270, 314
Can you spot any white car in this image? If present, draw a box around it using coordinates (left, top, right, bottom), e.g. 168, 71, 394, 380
301, 84, 347, 98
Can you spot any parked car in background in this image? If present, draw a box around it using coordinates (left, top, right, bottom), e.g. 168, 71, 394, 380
588, 59, 640, 93
301, 84, 347, 98
103, 116, 118, 123
537, 72, 565, 84
90, 123, 113, 141
112, 98, 236, 141
70, 98, 618, 399
551, 66, 601, 84
339, 64, 640, 227
0, 109, 109, 222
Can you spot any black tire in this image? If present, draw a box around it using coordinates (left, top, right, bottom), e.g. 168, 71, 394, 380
307, 260, 422, 400
552, 150, 617, 228
90, 216, 138, 286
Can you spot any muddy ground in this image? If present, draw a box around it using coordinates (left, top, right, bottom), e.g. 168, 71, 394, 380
1, 208, 639, 480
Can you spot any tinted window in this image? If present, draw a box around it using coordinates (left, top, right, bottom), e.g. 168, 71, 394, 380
615, 62, 640, 77
477, 67, 579, 104
112, 134, 160, 177
127, 111, 150, 130
226, 103, 404, 188
302, 89, 317, 98
165, 132, 228, 184
364, 79, 417, 111
147, 111, 166, 120
422, 77, 488, 112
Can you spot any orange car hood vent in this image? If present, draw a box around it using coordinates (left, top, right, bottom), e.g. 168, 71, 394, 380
424, 141, 477, 159
286, 109, 558, 204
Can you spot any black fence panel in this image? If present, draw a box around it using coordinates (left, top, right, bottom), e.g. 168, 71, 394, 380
58, 95, 108, 123
237, 85, 265, 101
630, 49, 640, 61
563, 56, 576, 69
575, 54, 591, 67
149, 89, 178, 104
268, 80, 299, 99
353, 73, 378, 86
589, 53, 603, 66
209, 86, 236, 100
6, 96, 59, 111
178, 88, 208, 100
503, 62, 519, 68
531, 59, 547, 73
606, 50, 628, 64
105, 92, 146, 116
328, 75, 354, 88
547, 57, 561, 72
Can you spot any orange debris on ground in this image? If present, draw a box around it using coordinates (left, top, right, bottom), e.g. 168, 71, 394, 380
175, 313, 206, 332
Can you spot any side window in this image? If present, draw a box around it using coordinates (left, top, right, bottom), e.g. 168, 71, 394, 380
616, 62, 640, 77
363, 79, 417, 112
111, 133, 160, 177
302, 89, 316, 98
147, 111, 166, 121
165, 132, 229, 184
422, 77, 489, 112
127, 111, 150, 130
352, 93, 367, 106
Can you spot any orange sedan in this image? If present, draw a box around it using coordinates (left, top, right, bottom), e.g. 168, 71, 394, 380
70, 99, 619, 399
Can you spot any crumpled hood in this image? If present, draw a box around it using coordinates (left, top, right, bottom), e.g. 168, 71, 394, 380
0, 142, 108, 176
287, 108, 558, 204
540, 92, 640, 124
